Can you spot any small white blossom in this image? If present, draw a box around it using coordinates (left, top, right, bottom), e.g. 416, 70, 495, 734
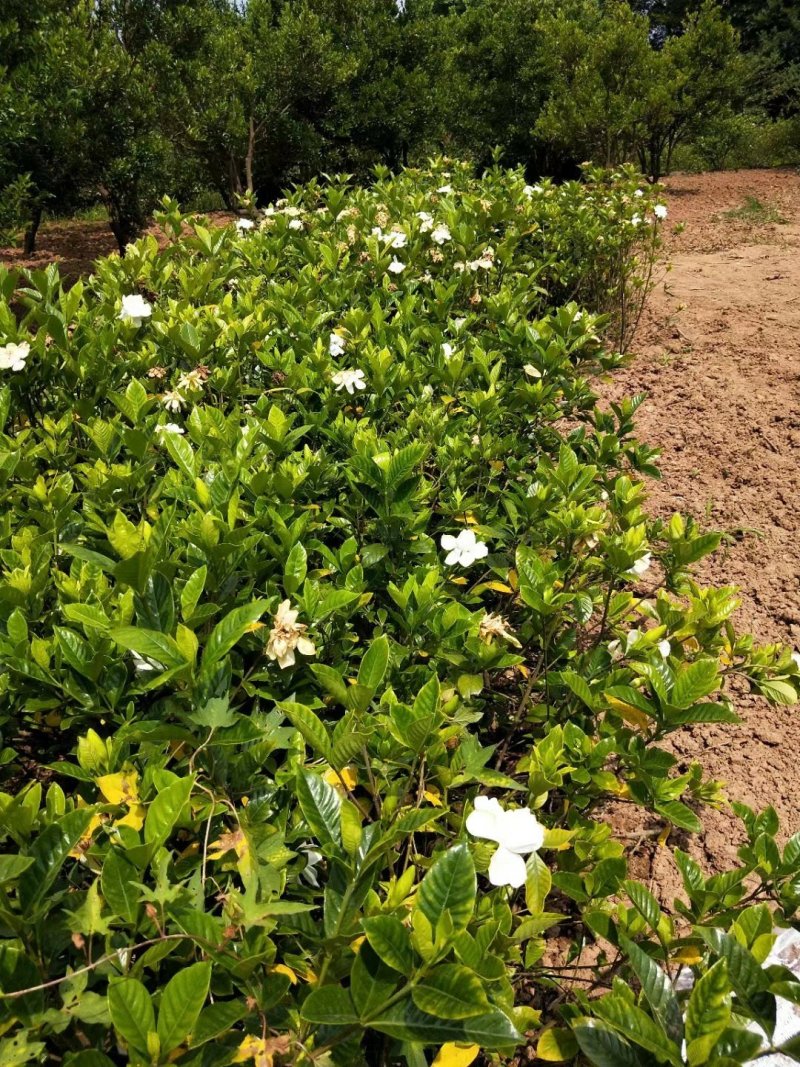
288, 218, 304, 231
332, 368, 366, 395
0, 341, 30, 372
631, 551, 652, 577
119, 294, 152, 327
523, 184, 543, 197
387, 258, 406, 274
384, 229, 407, 249
235, 217, 254, 232
440, 529, 488, 568
658, 639, 671, 659
329, 331, 347, 357
431, 223, 451, 245
792, 652, 800, 670
466, 796, 545, 888
654, 204, 668, 220
634, 188, 644, 198
156, 423, 185, 436
631, 214, 642, 227
437, 184, 453, 194
162, 390, 185, 413
442, 342, 455, 360
416, 211, 434, 232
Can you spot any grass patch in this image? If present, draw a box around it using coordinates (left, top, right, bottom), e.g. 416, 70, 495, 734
720, 194, 787, 224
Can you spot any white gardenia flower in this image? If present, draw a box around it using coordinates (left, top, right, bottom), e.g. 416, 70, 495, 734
416, 211, 434, 232
440, 529, 488, 568
119, 294, 153, 327
631, 214, 642, 227
156, 423, 185, 436
384, 229, 407, 249
235, 217, 254, 232
431, 223, 451, 245
332, 368, 366, 395
437, 184, 453, 194
470, 246, 495, 271
466, 796, 545, 888
265, 599, 316, 669
442, 342, 455, 360
792, 652, 800, 670
658, 639, 672, 659
654, 204, 668, 220
329, 331, 347, 357
387, 258, 406, 274
0, 341, 30, 372
631, 551, 652, 577
162, 391, 185, 413
288, 218, 304, 231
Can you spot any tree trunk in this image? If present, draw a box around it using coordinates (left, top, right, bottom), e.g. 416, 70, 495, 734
228, 155, 243, 205
24, 205, 42, 255
245, 115, 256, 194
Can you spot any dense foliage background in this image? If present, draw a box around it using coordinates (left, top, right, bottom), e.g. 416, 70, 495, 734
1, 0, 799, 251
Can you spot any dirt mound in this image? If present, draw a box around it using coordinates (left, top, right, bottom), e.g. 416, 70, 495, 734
606, 166, 800, 897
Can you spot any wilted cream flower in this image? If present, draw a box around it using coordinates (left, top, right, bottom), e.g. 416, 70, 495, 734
0, 341, 30, 372
479, 612, 521, 648
177, 370, 205, 393
266, 599, 316, 669
119, 294, 152, 327
148, 365, 167, 380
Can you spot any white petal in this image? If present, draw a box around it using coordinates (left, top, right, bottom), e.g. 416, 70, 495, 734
440, 534, 457, 550
465, 797, 504, 842
444, 548, 461, 566
472, 541, 488, 560
488, 846, 527, 888
497, 808, 545, 854
456, 529, 476, 549
658, 639, 671, 659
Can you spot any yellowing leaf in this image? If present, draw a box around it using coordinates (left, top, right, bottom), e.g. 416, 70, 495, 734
68, 812, 106, 858
97, 769, 140, 806
508, 568, 519, 591
323, 765, 358, 792
115, 803, 146, 832
449, 576, 468, 586
605, 695, 649, 730
484, 581, 513, 593
349, 936, 366, 953
658, 825, 671, 847
674, 945, 703, 965
432, 1044, 480, 1067
423, 786, 443, 807
536, 1028, 579, 1061
233, 1034, 291, 1067
272, 964, 298, 985
489, 460, 504, 473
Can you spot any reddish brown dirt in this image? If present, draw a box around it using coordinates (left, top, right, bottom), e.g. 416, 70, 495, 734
606, 167, 800, 900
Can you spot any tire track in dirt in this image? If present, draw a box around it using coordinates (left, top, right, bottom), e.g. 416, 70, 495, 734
606, 167, 800, 893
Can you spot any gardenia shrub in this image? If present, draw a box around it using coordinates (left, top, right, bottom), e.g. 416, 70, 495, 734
0, 159, 799, 1067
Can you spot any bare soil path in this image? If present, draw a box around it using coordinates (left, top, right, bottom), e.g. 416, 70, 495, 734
608, 167, 800, 890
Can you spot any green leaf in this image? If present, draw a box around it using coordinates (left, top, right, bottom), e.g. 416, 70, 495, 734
417, 844, 476, 935
187, 1001, 247, 1048
657, 800, 703, 833
624, 881, 662, 932
296, 769, 341, 846
108, 978, 155, 1057
412, 964, 489, 1019
696, 928, 770, 1006
18, 808, 95, 909
561, 670, 596, 710
157, 961, 211, 1053
536, 1028, 580, 1061
593, 994, 682, 1065
526, 852, 552, 915
351, 943, 399, 1019
278, 701, 331, 760
101, 849, 140, 923
161, 431, 196, 478
180, 566, 207, 622
369, 1001, 520, 1049
671, 658, 719, 709
619, 935, 683, 1045
300, 986, 358, 1025
284, 542, 307, 595
358, 634, 390, 692
573, 1019, 650, 1067
110, 627, 186, 670
199, 600, 268, 673
685, 959, 730, 1066
363, 915, 416, 973
144, 776, 194, 846
0, 855, 35, 885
